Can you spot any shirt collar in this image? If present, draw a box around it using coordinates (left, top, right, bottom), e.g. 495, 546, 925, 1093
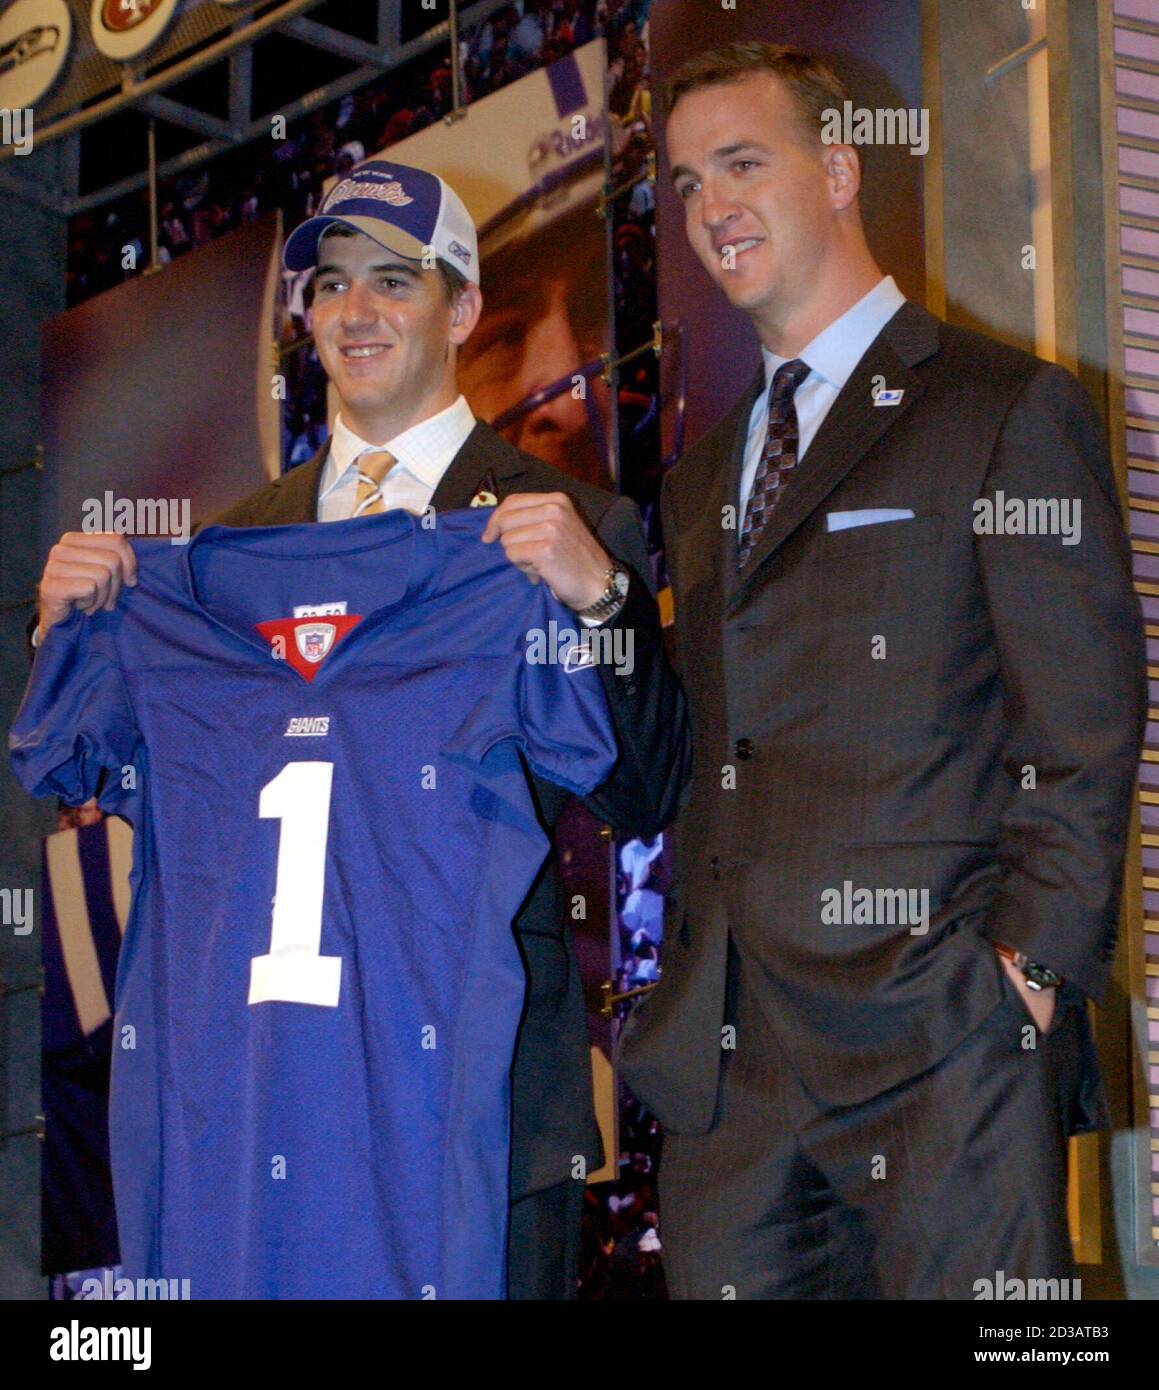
319, 395, 476, 501
760, 276, 906, 394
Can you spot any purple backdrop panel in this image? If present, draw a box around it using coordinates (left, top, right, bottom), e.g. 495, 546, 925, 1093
39, 213, 281, 555
1117, 0, 1159, 23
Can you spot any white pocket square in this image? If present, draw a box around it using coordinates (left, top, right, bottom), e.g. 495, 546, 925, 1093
827, 508, 916, 532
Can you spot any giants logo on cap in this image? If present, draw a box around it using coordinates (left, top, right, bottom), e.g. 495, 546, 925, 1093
325, 174, 414, 210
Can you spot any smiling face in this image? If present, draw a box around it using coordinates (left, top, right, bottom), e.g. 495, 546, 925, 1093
667, 72, 853, 343
311, 227, 481, 442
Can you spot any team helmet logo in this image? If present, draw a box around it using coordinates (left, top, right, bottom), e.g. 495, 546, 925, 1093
0, 25, 60, 77
100, 0, 164, 31
295, 622, 336, 664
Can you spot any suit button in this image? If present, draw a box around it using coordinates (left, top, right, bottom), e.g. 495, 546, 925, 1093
735, 737, 755, 760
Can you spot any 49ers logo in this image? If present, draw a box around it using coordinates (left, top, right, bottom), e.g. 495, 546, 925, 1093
99, 0, 163, 31
90, 0, 178, 59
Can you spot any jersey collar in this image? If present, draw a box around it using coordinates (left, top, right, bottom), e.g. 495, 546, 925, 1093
180, 512, 431, 680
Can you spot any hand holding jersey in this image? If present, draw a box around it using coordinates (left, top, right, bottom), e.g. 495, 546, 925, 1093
482, 491, 618, 611
36, 531, 137, 641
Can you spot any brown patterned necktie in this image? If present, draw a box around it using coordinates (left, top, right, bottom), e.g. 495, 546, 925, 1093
351, 450, 396, 518
738, 358, 811, 569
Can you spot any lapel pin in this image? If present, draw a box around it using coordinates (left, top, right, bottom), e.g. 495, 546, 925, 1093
469, 470, 499, 507
874, 387, 905, 407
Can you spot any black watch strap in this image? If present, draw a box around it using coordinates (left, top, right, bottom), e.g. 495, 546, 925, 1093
993, 940, 1062, 991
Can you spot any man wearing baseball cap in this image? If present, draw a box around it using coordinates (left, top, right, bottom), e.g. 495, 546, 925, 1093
33, 157, 689, 1299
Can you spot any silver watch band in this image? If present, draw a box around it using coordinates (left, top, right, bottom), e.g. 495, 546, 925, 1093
577, 566, 629, 622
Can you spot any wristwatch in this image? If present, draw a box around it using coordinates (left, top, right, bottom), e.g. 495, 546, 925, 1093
992, 940, 1062, 992
576, 564, 630, 624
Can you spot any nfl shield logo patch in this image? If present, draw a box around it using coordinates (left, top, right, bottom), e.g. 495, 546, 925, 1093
295, 622, 336, 664
254, 612, 363, 683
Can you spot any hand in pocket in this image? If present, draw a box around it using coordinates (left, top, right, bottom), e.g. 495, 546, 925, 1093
997, 950, 1057, 1036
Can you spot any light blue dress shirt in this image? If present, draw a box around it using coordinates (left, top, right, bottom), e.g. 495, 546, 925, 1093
739, 276, 907, 515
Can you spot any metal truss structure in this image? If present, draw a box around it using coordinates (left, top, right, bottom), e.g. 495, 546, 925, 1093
0, 0, 511, 215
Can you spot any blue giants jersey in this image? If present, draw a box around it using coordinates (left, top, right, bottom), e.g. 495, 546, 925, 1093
10, 509, 617, 1300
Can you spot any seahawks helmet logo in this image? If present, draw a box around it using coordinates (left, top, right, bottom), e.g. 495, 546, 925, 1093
0, 26, 60, 79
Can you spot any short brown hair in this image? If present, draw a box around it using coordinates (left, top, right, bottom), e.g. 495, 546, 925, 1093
665, 41, 849, 144
315, 222, 468, 305
434, 257, 470, 305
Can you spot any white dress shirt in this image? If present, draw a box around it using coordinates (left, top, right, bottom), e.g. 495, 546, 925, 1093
316, 394, 617, 624
739, 276, 907, 515
316, 394, 476, 521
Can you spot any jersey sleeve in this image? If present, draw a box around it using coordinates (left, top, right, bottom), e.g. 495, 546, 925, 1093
9, 612, 142, 813
444, 591, 619, 796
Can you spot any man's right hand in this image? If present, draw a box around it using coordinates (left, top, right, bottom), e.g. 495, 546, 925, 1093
36, 532, 137, 643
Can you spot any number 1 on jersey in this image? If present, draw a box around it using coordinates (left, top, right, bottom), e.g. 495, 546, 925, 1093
249, 760, 342, 1007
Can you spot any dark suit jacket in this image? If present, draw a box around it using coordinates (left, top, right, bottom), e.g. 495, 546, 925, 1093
202, 418, 690, 1198
619, 300, 1147, 1134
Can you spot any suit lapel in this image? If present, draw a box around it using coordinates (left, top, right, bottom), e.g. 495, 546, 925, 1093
428, 420, 529, 511
723, 365, 767, 542
684, 366, 765, 608
263, 443, 329, 524
726, 301, 940, 614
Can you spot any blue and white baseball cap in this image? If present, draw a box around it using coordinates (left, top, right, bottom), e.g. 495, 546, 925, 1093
283, 158, 479, 283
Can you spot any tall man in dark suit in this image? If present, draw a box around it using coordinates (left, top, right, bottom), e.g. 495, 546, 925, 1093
33, 158, 689, 1299
619, 42, 1148, 1298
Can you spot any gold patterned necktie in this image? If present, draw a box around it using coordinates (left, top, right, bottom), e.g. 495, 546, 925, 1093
351, 450, 396, 518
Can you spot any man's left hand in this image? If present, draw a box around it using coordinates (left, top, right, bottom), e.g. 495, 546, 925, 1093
997, 949, 1057, 1035
481, 492, 612, 613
